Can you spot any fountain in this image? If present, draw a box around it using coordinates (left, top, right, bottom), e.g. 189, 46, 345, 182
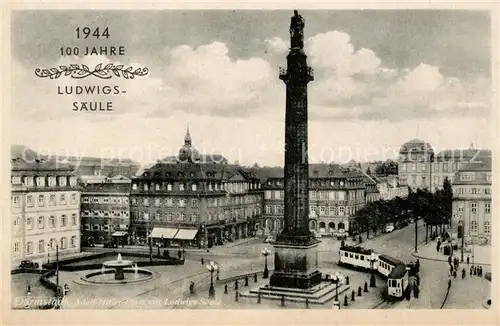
78, 253, 154, 285
102, 253, 135, 280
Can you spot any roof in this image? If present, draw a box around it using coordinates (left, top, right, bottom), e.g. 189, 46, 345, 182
134, 163, 252, 181
243, 167, 284, 182
81, 183, 131, 193
340, 245, 374, 256
399, 139, 434, 154
388, 264, 408, 279
458, 156, 492, 172
435, 148, 479, 161
160, 154, 228, 164
11, 157, 74, 173
378, 254, 405, 266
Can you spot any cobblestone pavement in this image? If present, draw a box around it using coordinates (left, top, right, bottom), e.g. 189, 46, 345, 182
443, 273, 491, 309
11, 273, 54, 309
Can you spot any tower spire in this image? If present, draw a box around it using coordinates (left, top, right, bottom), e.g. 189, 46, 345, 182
185, 126, 191, 145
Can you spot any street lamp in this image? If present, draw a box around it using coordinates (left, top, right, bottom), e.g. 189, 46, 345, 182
47, 243, 51, 264
206, 261, 218, 298
459, 219, 464, 262
331, 272, 341, 301
261, 247, 271, 279
369, 252, 377, 287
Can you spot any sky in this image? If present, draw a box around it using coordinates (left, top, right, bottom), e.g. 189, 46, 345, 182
10, 10, 493, 166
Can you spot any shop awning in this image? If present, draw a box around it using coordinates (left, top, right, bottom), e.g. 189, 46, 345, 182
174, 229, 199, 240
111, 231, 128, 237
149, 227, 178, 239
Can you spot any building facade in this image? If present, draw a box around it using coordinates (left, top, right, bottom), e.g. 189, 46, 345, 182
258, 164, 367, 237
11, 155, 81, 266
48, 155, 141, 178
80, 175, 131, 245
452, 155, 492, 244
129, 130, 262, 248
375, 175, 409, 200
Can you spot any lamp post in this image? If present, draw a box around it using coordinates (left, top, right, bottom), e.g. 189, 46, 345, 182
369, 252, 377, 287
459, 219, 464, 262
55, 243, 60, 298
206, 261, 218, 298
47, 243, 50, 264
261, 247, 271, 279
332, 272, 341, 301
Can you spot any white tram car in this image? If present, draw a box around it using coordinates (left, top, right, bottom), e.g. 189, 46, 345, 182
338, 246, 410, 299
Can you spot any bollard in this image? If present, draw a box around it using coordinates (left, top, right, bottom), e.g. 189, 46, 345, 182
281, 295, 285, 307
343, 294, 348, 306
257, 292, 261, 304
305, 298, 309, 309
224, 284, 228, 294
235, 291, 239, 302
345, 276, 350, 285
254, 273, 258, 282
357, 286, 362, 296
245, 276, 249, 287
364, 281, 369, 292
351, 290, 355, 302
235, 280, 239, 291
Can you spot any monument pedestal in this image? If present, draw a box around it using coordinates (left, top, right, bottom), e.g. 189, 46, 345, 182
269, 234, 322, 289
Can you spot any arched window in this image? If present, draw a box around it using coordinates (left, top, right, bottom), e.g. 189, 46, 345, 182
328, 222, 335, 230
309, 220, 317, 230
338, 222, 345, 230
265, 219, 272, 231
319, 221, 326, 228
470, 220, 478, 233
484, 221, 490, 234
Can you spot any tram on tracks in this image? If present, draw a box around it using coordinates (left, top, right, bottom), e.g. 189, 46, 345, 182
338, 245, 410, 299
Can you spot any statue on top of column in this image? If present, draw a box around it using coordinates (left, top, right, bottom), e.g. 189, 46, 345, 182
290, 10, 305, 49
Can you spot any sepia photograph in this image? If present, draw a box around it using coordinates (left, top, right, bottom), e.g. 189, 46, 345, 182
4, 4, 497, 321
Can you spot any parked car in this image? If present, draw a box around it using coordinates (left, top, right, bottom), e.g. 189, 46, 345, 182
103, 241, 118, 248
264, 236, 276, 243
19, 260, 39, 269
385, 224, 395, 233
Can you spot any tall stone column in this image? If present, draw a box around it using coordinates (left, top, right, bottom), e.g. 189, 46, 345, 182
270, 10, 322, 290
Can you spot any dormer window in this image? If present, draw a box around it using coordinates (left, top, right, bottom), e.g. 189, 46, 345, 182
59, 176, 67, 186
35, 176, 44, 187
330, 180, 335, 186
340, 181, 344, 186
144, 184, 149, 191
155, 183, 160, 191
209, 183, 213, 191
191, 184, 197, 191
179, 183, 185, 191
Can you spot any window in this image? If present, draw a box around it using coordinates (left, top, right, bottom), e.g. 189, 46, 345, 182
310, 191, 316, 200
71, 193, 77, 204
50, 238, 57, 250
155, 212, 161, 220
421, 164, 426, 172
26, 217, 33, 230
12, 176, 21, 184
69, 177, 77, 186
167, 183, 172, 191
59, 176, 67, 186
144, 184, 149, 191
49, 216, 56, 228
143, 198, 149, 206
458, 203, 464, 212
191, 213, 199, 222
61, 215, 67, 227
339, 206, 345, 216
484, 221, 490, 234
485, 203, 491, 214
178, 199, 186, 207
38, 216, 44, 229
60, 237, 67, 249
192, 184, 197, 191
14, 241, 20, 253
92, 197, 99, 203
470, 220, 478, 233
132, 184, 138, 190
38, 240, 45, 253
471, 202, 477, 214
179, 184, 185, 191
155, 183, 160, 191
402, 163, 407, 172
60, 194, 66, 205
165, 197, 173, 207
178, 213, 185, 221
70, 236, 76, 248
338, 192, 345, 201
319, 206, 326, 216
26, 241, 33, 255
310, 206, 317, 216
412, 163, 416, 171
265, 205, 271, 214
71, 213, 77, 226
27, 195, 34, 207
443, 164, 448, 173
154, 198, 161, 207
13, 196, 20, 207
472, 188, 478, 195
192, 199, 198, 208
167, 213, 173, 221
328, 206, 336, 216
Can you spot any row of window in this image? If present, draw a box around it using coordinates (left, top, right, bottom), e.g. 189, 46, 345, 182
12, 193, 78, 208
401, 162, 463, 173
266, 178, 361, 188
264, 190, 360, 201
14, 236, 78, 255
13, 214, 78, 230
457, 202, 491, 214
82, 196, 129, 205
11, 175, 78, 187
81, 210, 130, 218
83, 224, 129, 231
455, 187, 492, 195
470, 220, 490, 234
131, 196, 260, 208
265, 204, 354, 216
132, 181, 260, 193
134, 207, 260, 222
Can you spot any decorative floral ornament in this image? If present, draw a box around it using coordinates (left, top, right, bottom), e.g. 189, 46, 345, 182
34, 63, 149, 80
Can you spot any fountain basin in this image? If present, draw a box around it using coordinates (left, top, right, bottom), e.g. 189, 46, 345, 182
79, 268, 154, 285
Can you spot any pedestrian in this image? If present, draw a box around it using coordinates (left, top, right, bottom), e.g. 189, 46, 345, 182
470, 266, 473, 276
473, 266, 477, 276
201, 258, 204, 265
416, 274, 420, 287
448, 255, 452, 266
462, 268, 466, 279
466, 256, 470, 265
416, 259, 420, 273
479, 266, 483, 277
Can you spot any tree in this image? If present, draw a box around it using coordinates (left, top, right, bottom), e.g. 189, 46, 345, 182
442, 177, 453, 227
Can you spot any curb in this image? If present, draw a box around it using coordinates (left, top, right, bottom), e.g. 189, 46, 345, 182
411, 251, 491, 266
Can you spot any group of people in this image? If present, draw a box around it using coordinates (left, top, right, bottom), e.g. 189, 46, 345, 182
448, 254, 484, 281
